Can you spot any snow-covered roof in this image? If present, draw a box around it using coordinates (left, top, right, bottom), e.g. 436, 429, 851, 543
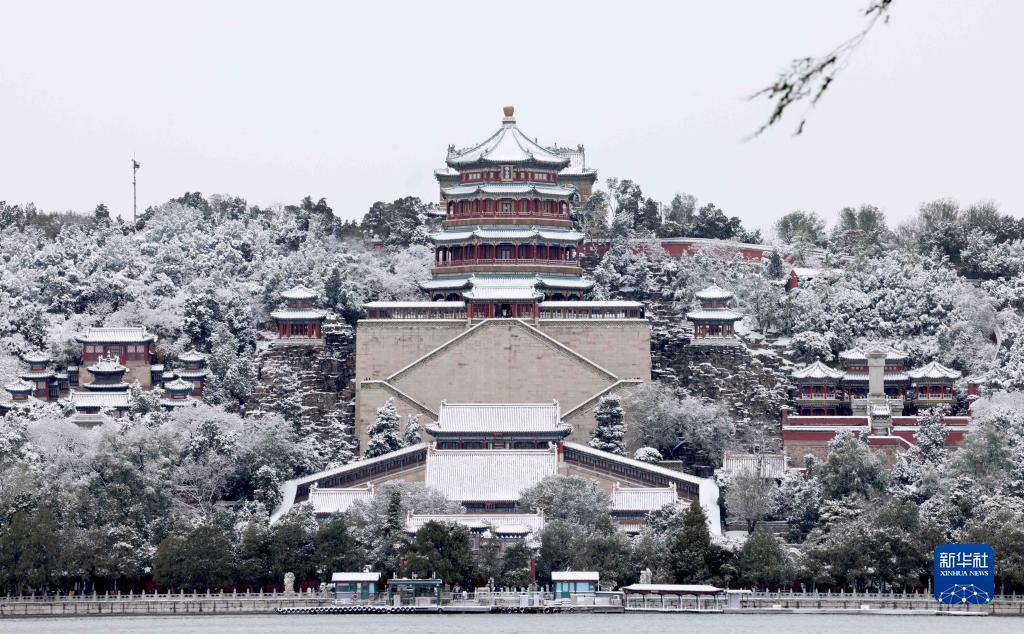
406, 512, 545, 536
562, 442, 711, 487
908, 360, 961, 380
446, 107, 571, 169
431, 227, 583, 243
535, 275, 594, 290
441, 183, 577, 199
839, 346, 908, 362
695, 284, 733, 300
463, 287, 543, 301
551, 571, 600, 582
4, 379, 34, 393
611, 485, 677, 511
720, 452, 787, 479
280, 285, 319, 300
365, 301, 465, 309
843, 372, 909, 381
177, 349, 206, 363
331, 572, 381, 583
87, 355, 126, 373
270, 309, 328, 320
308, 483, 374, 516
19, 370, 54, 380
622, 584, 723, 595
792, 360, 844, 380
22, 351, 50, 364
175, 370, 208, 380
429, 402, 567, 434
539, 301, 642, 309
75, 326, 156, 344
270, 443, 429, 524
70, 391, 130, 409
425, 447, 558, 502
419, 275, 594, 292
685, 309, 743, 322
547, 145, 596, 176
163, 378, 194, 391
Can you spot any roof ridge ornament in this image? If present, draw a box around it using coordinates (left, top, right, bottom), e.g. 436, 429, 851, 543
502, 105, 515, 125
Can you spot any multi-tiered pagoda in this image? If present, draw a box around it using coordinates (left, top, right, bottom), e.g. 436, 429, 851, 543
419, 106, 594, 319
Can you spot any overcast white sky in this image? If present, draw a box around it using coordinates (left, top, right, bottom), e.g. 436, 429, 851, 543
1, 1, 1021, 231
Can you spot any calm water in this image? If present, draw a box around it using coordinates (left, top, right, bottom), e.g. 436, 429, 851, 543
1, 613, 1022, 634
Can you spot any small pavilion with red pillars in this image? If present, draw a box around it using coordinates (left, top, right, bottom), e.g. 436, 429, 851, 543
271, 285, 328, 341
686, 285, 743, 344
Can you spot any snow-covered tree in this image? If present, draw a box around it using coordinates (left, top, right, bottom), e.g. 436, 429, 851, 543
589, 395, 626, 455
364, 398, 403, 458
402, 414, 422, 447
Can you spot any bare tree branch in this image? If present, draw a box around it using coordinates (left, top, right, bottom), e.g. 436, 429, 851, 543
749, 0, 895, 137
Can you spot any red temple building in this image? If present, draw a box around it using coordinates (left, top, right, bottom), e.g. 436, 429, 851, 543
18, 351, 69, 401
1, 379, 36, 415
75, 326, 157, 388
686, 285, 743, 345
172, 349, 208, 396
784, 343, 969, 466
161, 377, 198, 410
271, 285, 327, 342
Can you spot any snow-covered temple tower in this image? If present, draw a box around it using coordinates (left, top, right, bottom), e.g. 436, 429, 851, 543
420, 106, 595, 317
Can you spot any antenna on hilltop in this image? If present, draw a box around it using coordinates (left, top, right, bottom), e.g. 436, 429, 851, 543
131, 157, 141, 223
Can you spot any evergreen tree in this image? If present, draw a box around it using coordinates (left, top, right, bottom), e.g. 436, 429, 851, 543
816, 429, 887, 499
402, 414, 422, 446
667, 500, 712, 583
404, 521, 475, 587
766, 251, 786, 279
736, 527, 793, 589
365, 398, 403, 458
499, 541, 533, 588
93, 203, 111, 223
237, 521, 272, 589
314, 515, 364, 579
589, 395, 626, 455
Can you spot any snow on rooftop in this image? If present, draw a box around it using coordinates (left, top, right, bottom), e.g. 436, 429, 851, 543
87, 354, 127, 373
280, 285, 319, 300
622, 584, 723, 594
839, 346, 908, 361
908, 360, 961, 380
792, 360, 845, 380
446, 107, 571, 168
75, 326, 156, 344
431, 227, 583, 243
430, 402, 566, 433
551, 571, 600, 581
695, 284, 734, 300
425, 447, 558, 502
611, 485, 677, 511
539, 300, 643, 308
177, 349, 206, 363
406, 512, 545, 535
308, 483, 374, 516
462, 287, 542, 301
70, 391, 130, 409
4, 379, 34, 393
685, 309, 743, 322
270, 309, 328, 320
441, 183, 576, 199
331, 572, 381, 583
